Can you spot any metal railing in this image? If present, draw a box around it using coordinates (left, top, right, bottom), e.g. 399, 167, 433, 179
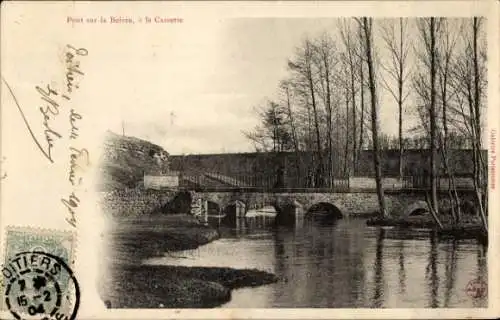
177, 171, 350, 192
402, 174, 475, 190
172, 170, 475, 192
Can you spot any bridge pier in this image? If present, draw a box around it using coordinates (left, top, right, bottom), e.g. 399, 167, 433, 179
293, 201, 305, 227
184, 189, 477, 225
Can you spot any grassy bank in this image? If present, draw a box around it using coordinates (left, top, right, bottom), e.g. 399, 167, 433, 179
108, 214, 220, 261
104, 265, 278, 308
101, 213, 278, 308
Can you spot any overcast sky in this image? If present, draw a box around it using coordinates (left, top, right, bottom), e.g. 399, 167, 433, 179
1, 3, 491, 160
99, 18, 473, 155
110, 19, 383, 154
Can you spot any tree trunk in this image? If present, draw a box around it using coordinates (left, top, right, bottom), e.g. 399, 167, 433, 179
398, 18, 404, 179
472, 18, 487, 231
324, 51, 334, 188
336, 103, 341, 178
285, 86, 302, 188
358, 54, 365, 173
308, 63, 323, 187
348, 49, 357, 173
363, 17, 387, 218
429, 18, 439, 218
344, 88, 350, 177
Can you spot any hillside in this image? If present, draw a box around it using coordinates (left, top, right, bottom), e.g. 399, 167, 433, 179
98, 131, 170, 190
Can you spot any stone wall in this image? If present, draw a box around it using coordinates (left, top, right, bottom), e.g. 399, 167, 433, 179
99, 189, 176, 217
191, 190, 477, 218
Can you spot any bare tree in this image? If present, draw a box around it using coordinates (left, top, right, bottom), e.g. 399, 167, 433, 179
288, 38, 325, 186
340, 19, 362, 175
280, 80, 302, 185
380, 18, 412, 179
357, 25, 366, 171
242, 100, 293, 152
450, 18, 488, 231
359, 17, 388, 217
414, 18, 443, 228
312, 33, 339, 186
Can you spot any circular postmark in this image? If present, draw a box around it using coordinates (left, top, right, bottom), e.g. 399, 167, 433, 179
2, 251, 80, 320
465, 278, 487, 299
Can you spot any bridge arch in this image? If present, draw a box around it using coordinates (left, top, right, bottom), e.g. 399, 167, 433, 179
223, 200, 247, 219
305, 202, 345, 219
402, 200, 430, 217
206, 200, 221, 215
161, 190, 193, 213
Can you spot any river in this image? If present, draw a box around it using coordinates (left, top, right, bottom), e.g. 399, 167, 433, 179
143, 217, 488, 308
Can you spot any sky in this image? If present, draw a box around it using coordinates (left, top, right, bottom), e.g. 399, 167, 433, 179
106, 18, 422, 155
0, 4, 492, 161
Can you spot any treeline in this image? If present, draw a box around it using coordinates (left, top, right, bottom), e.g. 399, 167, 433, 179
244, 17, 487, 230
244, 18, 486, 181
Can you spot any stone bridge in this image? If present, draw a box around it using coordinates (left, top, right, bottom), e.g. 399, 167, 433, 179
184, 188, 477, 223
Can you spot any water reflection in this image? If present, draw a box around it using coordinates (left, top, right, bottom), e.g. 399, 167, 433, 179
426, 234, 439, 308
398, 239, 406, 295
372, 228, 385, 308
142, 217, 488, 308
443, 240, 458, 307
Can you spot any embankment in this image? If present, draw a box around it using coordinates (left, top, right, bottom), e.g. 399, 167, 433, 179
99, 210, 278, 308
104, 265, 278, 308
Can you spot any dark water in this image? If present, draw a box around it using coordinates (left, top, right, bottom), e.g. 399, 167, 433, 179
144, 217, 488, 308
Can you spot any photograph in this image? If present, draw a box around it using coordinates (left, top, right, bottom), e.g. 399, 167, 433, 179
97, 16, 489, 309
1, 2, 498, 319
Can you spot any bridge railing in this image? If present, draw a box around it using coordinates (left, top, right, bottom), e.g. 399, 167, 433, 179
176, 171, 476, 192
402, 174, 475, 190
177, 170, 351, 192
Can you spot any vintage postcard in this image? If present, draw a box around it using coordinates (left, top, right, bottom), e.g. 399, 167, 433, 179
1, 1, 499, 319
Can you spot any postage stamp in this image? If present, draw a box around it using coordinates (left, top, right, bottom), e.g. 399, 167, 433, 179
1, 227, 78, 319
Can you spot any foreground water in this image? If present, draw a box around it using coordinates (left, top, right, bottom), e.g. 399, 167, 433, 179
144, 217, 488, 308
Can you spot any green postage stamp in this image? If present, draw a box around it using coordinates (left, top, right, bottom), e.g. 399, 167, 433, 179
1, 227, 78, 319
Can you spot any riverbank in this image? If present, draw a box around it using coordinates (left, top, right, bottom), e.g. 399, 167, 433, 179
105, 265, 278, 308
102, 213, 279, 308
108, 214, 221, 261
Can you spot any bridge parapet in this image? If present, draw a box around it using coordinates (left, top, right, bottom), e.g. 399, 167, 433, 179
187, 188, 477, 221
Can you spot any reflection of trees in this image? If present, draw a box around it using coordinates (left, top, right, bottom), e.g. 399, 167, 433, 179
271, 220, 366, 307
372, 228, 385, 308
475, 242, 487, 307
398, 240, 406, 295
476, 242, 487, 278
443, 240, 458, 307
425, 233, 440, 307
273, 229, 287, 302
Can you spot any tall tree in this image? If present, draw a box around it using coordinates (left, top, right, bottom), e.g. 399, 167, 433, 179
340, 20, 360, 173
357, 26, 366, 170
313, 33, 338, 186
280, 80, 302, 186
360, 17, 388, 217
450, 18, 488, 230
472, 17, 487, 230
288, 38, 325, 186
415, 17, 444, 228
243, 100, 292, 152
429, 17, 439, 220
380, 18, 411, 178
437, 20, 459, 149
